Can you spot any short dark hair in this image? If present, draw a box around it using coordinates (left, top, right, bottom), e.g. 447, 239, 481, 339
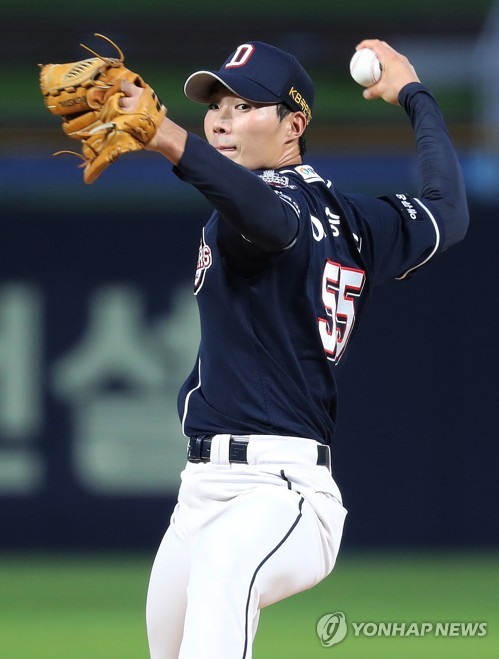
276, 103, 307, 157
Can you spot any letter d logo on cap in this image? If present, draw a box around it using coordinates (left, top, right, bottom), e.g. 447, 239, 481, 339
225, 44, 255, 68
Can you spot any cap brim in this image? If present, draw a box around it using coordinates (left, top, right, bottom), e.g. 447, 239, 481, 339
184, 70, 282, 105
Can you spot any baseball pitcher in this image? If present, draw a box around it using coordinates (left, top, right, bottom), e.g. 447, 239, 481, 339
40, 36, 469, 659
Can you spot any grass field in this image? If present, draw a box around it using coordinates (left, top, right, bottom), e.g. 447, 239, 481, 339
0, 550, 497, 658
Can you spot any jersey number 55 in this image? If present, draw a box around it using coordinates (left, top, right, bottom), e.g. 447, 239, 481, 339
318, 260, 365, 364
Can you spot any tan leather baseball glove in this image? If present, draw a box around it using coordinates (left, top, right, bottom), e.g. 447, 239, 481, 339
39, 34, 166, 183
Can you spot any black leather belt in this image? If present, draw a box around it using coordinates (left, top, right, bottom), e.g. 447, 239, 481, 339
187, 435, 331, 469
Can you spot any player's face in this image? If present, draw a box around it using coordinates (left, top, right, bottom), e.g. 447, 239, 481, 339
204, 90, 299, 170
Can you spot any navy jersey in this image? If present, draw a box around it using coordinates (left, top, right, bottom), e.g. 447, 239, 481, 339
175, 83, 468, 448
178, 165, 444, 447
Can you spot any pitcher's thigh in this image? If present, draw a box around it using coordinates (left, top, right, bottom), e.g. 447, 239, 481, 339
253, 489, 339, 607
179, 486, 331, 658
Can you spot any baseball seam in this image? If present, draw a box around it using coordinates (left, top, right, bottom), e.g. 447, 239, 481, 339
369, 57, 378, 84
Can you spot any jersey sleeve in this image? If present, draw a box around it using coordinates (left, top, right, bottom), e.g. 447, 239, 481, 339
399, 83, 469, 251
172, 133, 299, 253
342, 83, 469, 287
344, 190, 444, 286
214, 176, 309, 274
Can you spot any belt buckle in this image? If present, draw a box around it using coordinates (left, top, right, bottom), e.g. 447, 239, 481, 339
229, 437, 249, 463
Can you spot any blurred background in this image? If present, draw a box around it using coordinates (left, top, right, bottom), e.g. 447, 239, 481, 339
1, 1, 499, 657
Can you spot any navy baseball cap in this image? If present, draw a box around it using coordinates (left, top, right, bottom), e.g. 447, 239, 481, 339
184, 41, 314, 123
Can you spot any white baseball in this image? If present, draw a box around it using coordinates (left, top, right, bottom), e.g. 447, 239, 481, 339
349, 48, 382, 87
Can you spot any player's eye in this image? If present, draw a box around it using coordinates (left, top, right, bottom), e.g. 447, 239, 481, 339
207, 103, 219, 110
235, 102, 251, 111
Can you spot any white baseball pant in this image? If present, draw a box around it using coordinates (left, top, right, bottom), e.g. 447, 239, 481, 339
146, 435, 347, 659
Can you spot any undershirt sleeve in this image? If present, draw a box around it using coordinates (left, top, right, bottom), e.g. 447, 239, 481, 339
399, 83, 469, 249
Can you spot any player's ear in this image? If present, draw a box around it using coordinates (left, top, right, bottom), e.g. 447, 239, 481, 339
287, 111, 307, 140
